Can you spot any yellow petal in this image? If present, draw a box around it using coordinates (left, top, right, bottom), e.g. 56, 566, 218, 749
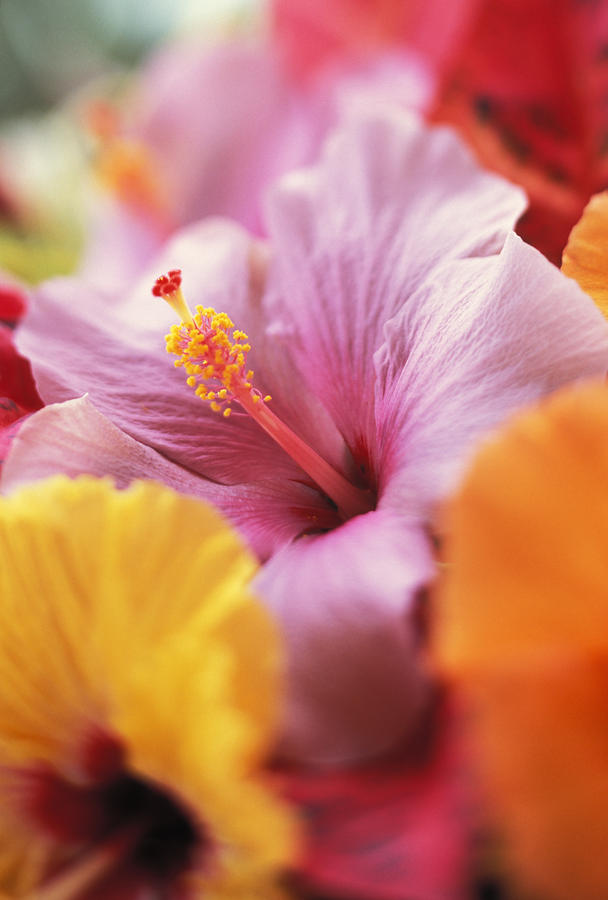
0, 476, 296, 897
0, 476, 263, 761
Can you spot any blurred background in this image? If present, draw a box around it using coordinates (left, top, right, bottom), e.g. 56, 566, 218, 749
0, 0, 263, 282
0, 0, 260, 118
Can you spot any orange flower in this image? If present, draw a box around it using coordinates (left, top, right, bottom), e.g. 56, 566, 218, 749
562, 191, 608, 320
436, 381, 608, 900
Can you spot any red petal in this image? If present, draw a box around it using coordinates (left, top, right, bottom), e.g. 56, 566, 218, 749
0, 282, 27, 325
270, 0, 475, 81
430, 0, 608, 264
0, 325, 42, 412
281, 697, 473, 900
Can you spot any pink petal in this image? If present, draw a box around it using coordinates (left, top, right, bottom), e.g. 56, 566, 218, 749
18, 220, 342, 489
82, 41, 432, 286
80, 197, 167, 294
128, 40, 333, 236
255, 509, 435, 765
131, 41, 430, 236
374, 232, 608, 516
282, 698, 472, 900
263, 108, 526, 459
0, 396, 330, 559
0, 415, 25, 474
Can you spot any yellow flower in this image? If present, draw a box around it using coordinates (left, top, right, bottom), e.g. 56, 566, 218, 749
436, 382, 608, 900
0, 476, 295, 899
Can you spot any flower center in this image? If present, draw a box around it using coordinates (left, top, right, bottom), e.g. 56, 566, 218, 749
20, 729, 205, 898
154, 270, 375, 521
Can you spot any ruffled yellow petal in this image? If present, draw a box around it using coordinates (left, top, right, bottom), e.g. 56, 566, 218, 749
0, 476, 296, 898
562, 191, 608, 319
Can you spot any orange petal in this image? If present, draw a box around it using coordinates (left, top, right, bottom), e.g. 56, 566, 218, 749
562, 191, 608, 319
436, 381, 608, 900
437, 380, 608, 672
464, 653, 608, 900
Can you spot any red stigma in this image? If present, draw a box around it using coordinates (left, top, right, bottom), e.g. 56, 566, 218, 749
152, 269, 182, 298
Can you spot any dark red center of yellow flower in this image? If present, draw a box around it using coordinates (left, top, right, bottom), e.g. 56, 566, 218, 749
18, 729, 206, 897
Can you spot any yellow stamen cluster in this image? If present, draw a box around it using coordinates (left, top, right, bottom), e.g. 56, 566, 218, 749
157, 270, 374, 520
166, 306, 270, 417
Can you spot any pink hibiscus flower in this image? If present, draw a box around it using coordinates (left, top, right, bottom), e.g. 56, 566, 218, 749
5, 110, 608, 765
82, 38, 431, 289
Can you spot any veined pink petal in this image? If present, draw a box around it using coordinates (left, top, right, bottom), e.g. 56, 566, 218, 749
263, 108, 526, 465
254, 509, 435, 764
17, 220, 345, 488
0, 396, 330, 559
374, 232, 608, 516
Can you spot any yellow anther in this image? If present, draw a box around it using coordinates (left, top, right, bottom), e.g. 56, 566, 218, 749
162, 283, 265, 420
159, 273, 376, 523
